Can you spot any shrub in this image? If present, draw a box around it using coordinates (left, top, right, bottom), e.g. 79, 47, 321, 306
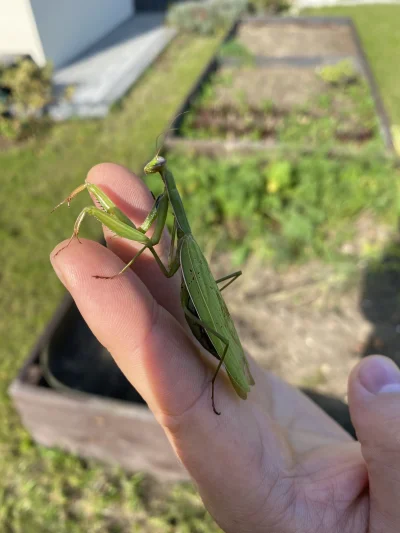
0, 57, 53, 140
249, 0, 291, 14
147, 152, 399, 264
316, 59, 358, 87
167, 0, 248, 35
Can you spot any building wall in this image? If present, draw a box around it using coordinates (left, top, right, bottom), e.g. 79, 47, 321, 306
30, 0, 134, 68
0, 0, 45, 65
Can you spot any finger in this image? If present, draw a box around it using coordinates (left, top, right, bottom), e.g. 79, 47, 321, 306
51, 239, 209, 415
348, 355, 400, 533
86, 162, 183, 321
50, 239, 291, 533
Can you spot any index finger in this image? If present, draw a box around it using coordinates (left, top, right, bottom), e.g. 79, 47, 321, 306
86, 162, 183, 322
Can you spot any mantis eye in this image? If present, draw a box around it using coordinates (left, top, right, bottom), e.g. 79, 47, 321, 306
155, 155, 166, 166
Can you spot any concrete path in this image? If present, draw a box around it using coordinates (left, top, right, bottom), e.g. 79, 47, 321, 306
49, 13, 176, 120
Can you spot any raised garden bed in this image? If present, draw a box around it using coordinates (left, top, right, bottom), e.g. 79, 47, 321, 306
237, 17, 357, 57
10, 262, 363, 473
181, 62, 380, 146
166, 16, 394, 155
9, 293, 188, 482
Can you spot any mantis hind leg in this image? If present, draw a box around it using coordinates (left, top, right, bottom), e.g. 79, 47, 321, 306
216, 271, 242, 292
183, 307, 229, 416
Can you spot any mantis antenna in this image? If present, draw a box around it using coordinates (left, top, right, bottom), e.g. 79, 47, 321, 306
155, 111, 189, 155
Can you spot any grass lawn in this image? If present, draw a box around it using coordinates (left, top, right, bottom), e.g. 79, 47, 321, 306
304, 4, 400, 126
0, 34, 223, 532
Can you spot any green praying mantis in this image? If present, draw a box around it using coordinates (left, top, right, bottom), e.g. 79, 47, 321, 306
53, 148, 255, 415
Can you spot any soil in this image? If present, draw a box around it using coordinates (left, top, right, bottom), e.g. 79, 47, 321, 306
238, 22, 358, 57
221, 259, 369, 400
209, 217, 399, 437
214, 66, 326, 109
185, 66, 377, 145
0, 135, 17, 151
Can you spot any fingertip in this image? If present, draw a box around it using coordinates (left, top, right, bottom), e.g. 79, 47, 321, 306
349, 355, 400, 399
86, 162, 128, 183
50, 240, 72, 285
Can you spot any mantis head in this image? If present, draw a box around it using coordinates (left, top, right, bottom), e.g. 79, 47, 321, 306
144, 154, 166, 175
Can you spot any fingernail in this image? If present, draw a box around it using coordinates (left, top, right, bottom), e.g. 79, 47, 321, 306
359, 357, 400, 395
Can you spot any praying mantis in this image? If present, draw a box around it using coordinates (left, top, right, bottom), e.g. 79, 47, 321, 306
53, 150, 255, 414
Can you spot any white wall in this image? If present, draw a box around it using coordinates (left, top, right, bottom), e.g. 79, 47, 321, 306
30, 0, 134, 68
0, 0, 45, 65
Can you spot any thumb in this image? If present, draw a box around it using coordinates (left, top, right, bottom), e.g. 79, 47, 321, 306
348, 355, 400, 532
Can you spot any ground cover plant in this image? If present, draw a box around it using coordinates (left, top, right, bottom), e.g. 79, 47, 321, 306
167, 0, 247, 35
0, 57, 53, 143
0, 34, 223, 533
147, 150, 399, 265
303, 4, 400, 126
248, 0, 290, 14
180, 60, 384, 152
218, 38, 255, 64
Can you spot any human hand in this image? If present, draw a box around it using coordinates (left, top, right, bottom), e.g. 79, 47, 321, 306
51, 163, 400, 533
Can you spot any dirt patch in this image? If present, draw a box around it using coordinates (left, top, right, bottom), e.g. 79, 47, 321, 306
214, 66, 325, 109
238, 22, 357, 57
219, 259, 368, 400
0, 135, 17, 151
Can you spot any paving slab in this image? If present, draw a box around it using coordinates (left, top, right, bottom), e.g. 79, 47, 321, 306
49, 13, 176, 120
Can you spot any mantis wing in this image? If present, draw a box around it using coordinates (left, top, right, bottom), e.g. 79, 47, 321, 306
180, 235, 255, 399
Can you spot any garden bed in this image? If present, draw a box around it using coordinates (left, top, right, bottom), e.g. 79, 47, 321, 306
179, 63, 380, 148
237, 18, 357, 57
10, 294, 188, 482
166, 16, 394, 155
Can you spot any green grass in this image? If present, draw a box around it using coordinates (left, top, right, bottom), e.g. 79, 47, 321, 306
304, 4, 400, 126
0, 34, 223, 532
218, 38, 255, 64
157, 151, 399, 265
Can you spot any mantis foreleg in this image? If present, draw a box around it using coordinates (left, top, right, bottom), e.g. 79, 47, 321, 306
53, 183, 182, 278
138, 193, 165, 234
168, 216, 178, 267
97, 192, 181, 279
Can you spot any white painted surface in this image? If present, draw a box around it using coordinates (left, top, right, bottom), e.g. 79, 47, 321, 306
49, 14, 176, 119
0, 0, 45, 65
295, 0, 400, 8
30, 0, 134, 67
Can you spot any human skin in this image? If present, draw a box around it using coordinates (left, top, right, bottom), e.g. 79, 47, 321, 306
51, 163, 400, 533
